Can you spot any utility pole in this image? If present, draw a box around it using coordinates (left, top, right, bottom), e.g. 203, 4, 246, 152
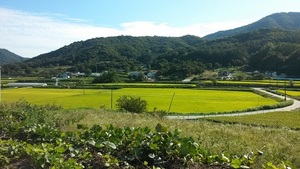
168, 92, 175, 112
82, 80, 85, 95
111, 90, 113, 109
284, 79, 287, 101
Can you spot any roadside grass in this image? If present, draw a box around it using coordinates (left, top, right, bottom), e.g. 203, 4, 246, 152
57, 108, 300, 168
2, 88, 277, 114
203, 110, 300, 129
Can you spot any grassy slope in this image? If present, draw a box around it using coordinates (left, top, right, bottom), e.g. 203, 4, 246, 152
2, 88, 277, 114
58, 109, 300, 168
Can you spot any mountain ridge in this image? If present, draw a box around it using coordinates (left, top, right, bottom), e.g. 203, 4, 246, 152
204, 12, 300, 39
0, 48, 27, 65
3, 12, 300, 77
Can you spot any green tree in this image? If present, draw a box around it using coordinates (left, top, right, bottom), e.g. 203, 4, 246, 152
85, 68, 92, 76
92, 71, 120, 83
252, 73, 265, 80
116, 95, 147, 113
233, 72, 246, 81
24, 66, 34, 75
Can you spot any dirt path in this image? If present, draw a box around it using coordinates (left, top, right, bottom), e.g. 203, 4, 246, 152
166, 88, 300, 120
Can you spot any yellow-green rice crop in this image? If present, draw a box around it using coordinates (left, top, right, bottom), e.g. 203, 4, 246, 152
95, 82, 196, 86
207, 80, 300, 87
205, 111, 300, 129
2, 88, 277, 114
278, 90, 300, 97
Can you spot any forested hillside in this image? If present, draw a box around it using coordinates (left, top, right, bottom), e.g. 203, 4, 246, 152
204, 12, 300, 39
0, 48, 27, 65
3, 12, 300, 78
2, 29, 300, 78
196, 29, 300, 76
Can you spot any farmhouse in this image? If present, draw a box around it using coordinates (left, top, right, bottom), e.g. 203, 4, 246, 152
59, 72, 71, 79
146, 70, 158, 80
129, 71, 146, 80
7, 83, 47, 87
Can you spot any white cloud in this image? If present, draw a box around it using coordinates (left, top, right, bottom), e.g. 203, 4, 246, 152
0, 7, 250, 57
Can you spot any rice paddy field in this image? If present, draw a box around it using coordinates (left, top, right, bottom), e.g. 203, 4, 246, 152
277, 89, 300, 97
94, 82, 196, 86
204, 111, 300, 129
208, 79, 300, 87
2, 87, 277, 114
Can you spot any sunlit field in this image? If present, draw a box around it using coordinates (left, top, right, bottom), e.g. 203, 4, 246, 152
2, 88, 277, 114
207, 79, 300, 87
278, 89, 300, 97
94, 82, 196, 86
205, 111, 300, 129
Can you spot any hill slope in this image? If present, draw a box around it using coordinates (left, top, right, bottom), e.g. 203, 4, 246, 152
3, 13, 300, 77
204, 12, 300, 39
0, 48, 27, 65
18, 29, 300, 77
25, 35, 203, 71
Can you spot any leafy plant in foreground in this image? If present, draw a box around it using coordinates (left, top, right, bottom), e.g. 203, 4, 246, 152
0, 100, 62, 139
0, 102, 295, 168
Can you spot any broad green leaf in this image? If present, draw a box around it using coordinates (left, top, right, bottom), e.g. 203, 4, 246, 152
231, 158, 241, 169
144, 161, 148, 166
150, 143, 158, 150
55, 146, 66, 153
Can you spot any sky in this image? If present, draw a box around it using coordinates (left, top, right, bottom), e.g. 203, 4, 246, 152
1, 0, 300, 58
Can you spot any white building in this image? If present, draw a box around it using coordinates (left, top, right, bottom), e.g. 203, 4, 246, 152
7, 83, 47, 87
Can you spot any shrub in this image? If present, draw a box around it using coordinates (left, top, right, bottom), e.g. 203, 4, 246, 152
0, 101, 62, 138
92, 71, 120, 83
116, 95, 147, 113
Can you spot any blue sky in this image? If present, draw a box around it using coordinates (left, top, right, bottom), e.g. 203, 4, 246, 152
1, 0, 300, 57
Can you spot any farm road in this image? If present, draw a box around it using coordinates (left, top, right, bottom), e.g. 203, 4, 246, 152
166, 88, 300, 120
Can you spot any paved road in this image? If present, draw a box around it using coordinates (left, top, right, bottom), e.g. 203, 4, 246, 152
166, 88, 300, 120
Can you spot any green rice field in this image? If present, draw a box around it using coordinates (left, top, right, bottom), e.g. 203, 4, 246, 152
205, 111, 300, 129
278, 89, 300, 97
2, 88, 277, 114
95, 82, 196, 86
208, 79, 300, 87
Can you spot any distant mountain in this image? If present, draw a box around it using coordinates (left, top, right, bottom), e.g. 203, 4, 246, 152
25, 35, 203, 69
204, 12, 300, 40
4, 13, 300, 77
0, 49, 27, 65
15, 29, 300, 77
